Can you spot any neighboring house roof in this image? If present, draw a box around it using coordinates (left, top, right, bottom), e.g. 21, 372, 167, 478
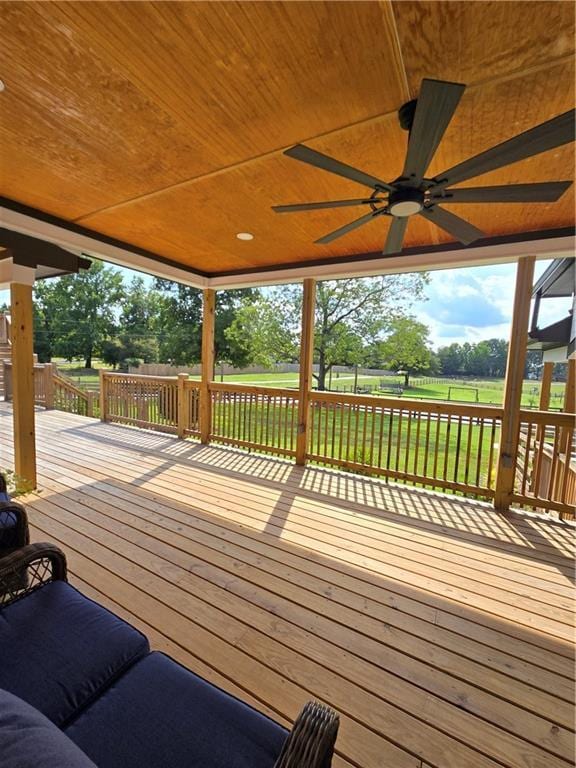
528, 257, 575, 358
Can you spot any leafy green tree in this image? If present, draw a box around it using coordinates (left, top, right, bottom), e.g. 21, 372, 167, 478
33, 280, 60, 362
437, 343, 466, 375
313, 276, 428, 389
225, 293, 296, 368
117, 277, 160, 363
51, 260, 125, 368
225, 275, 428, 389
377, 316, 434, 386
153, 281, 257, 367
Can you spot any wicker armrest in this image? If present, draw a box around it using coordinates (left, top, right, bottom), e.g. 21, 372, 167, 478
0, 542, 67, 607
0, 499, 30, 549
274, 701, 339, 768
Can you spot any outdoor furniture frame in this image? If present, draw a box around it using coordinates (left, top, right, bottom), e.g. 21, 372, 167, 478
0, 543, 340, 768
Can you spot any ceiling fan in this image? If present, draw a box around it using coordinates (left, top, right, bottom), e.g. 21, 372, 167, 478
272, 79, 575, 255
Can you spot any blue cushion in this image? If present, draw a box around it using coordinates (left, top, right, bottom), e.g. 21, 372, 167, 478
0, 688, 97, 768
0, 581, 149, 726
0, 506, 19, 550
66, 652, 287, 768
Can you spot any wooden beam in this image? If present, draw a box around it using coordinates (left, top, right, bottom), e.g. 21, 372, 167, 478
10, 281, 37, 489
200, 289, 216, 444
296, 278, 316, 465
494, 256, 536, 512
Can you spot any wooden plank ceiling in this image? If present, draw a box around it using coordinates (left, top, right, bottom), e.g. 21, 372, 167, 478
0, 1, 574, 276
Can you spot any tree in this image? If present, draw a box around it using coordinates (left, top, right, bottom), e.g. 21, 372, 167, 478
117, 277, 161, 364
153, 281, 257, 367
312, 276, 428, 389
50, 260, 125, 368
377, 316, 434, 386
33, 280, 60, 362
437, 343, 464, 376
225, 275, 428, 389
225, 293, 296, 369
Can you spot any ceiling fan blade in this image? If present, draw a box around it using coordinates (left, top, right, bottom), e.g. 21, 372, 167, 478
315, 211, 380, 245
420, 205, 484, 245
272, 198, 384, 213
402, 79, 466, 185
284, 144, 394, 191
430, 180, 573, 204
382, 217, 408, 255
431, 109, 576, 190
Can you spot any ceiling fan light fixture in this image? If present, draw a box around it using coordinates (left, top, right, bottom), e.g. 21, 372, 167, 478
388, 188, 424, 218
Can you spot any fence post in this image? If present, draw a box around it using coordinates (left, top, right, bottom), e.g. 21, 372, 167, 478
494, 256, 535, 512
177, 373, 189, 439
200, 289, 215, 444
99, 370, 108, 422
296, 278, 316, 465
44, 363, 54, 409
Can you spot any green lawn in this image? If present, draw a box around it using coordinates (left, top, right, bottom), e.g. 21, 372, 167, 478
52, 360, 566, 409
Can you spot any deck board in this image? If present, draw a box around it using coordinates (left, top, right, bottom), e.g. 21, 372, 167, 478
1, 405, 574, 768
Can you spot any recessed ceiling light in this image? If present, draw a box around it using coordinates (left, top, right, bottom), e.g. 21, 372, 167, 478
236, 232, 254, 241
0, 80, 5, 92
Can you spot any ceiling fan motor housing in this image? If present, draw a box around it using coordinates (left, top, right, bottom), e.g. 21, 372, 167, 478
388, 187, 424, 217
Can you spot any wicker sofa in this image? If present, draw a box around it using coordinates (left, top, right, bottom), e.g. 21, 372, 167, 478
0, 543, 339, 768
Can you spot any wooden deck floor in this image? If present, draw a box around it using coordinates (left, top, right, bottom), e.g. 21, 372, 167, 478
1, 403, 575, 768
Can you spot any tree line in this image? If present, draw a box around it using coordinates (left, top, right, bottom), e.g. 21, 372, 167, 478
4, 258, 544, 388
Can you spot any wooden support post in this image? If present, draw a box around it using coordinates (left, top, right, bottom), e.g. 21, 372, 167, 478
99, 369, 108, 422
200, 289, 215, 444
296, 278, 316, 466
494, 256, 536, 512
86, 391, 95, 419
10, 281, 37, 489
177, 373, 189, 439
531, 361, 554, 494
539, 362, 554, 411
44, 363, 54, 409
563, 358, 575, 413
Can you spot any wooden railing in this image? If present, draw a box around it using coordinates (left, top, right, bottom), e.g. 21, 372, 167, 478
308, 392, 502, 498
53, 372, 97, 418
100, 372, 200, 436
3, 361, 50, 407
95, 371, 576, 517
514, 409, 575, 520
209, 383, 299, 457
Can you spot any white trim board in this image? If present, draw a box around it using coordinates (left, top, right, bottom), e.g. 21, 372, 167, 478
2, 205, 574, 289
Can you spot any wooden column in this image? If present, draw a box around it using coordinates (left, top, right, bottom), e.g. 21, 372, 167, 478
494, 256, 536, 512
296, 278, 316, 465
200, 289, 215, 444
10, 281, 37, 489
531, 361, 554, 493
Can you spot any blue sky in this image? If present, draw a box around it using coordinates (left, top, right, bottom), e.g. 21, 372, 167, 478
415, 260, 569, 349
1, 259, 567, 350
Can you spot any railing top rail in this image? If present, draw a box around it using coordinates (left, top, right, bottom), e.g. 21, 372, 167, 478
310, 390, 504, 419
102, 371, 178, 383
53, 373, 89, 400
209, 382, 299, 398
519, 408, 575, 426
4, 361, 46, 371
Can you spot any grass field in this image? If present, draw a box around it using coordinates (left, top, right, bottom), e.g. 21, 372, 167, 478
53, 359, 566, 409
